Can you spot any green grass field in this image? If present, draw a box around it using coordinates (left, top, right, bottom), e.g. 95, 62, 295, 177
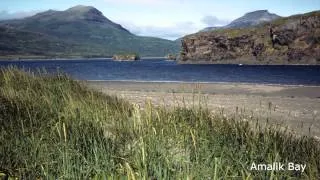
0, 67, 319, 179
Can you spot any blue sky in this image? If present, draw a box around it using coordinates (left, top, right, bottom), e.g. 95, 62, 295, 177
0, 0, 319, 40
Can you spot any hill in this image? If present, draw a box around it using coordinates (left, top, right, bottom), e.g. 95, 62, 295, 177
226, 10, 281, 28
199, 10, 281, 32
180, 11, 320, 64
0, 5, 179, 58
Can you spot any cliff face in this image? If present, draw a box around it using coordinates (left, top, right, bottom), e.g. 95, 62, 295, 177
180, 11, 320, 64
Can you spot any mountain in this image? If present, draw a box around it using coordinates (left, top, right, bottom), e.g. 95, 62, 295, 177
199, 10, 281, 32
226, 10, 281, 28
0, 26, 73, 56
0, 5, 179, 58
180, 11, 320, 65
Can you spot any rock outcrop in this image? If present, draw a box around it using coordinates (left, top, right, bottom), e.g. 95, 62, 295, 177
165, 54, 177, 60
112, 54, 140, 61
180, 11, 320, 64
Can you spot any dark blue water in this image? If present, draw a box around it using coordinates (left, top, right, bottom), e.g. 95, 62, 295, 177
0, 59, 320, 85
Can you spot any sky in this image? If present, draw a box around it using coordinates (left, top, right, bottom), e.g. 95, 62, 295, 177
0, 0, 319, 40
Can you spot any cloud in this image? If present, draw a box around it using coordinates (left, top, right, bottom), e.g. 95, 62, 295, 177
201, 15, 230, 26
102, 0, 189, 7
0, 10, 39, 20
119, 16, 231, 40
103, 0, 166, 5
120, 21, 200, 40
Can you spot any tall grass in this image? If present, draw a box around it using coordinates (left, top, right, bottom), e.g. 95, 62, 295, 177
0, 67, 319, 179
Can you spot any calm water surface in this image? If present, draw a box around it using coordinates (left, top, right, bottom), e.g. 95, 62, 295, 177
0, 58, 319, 85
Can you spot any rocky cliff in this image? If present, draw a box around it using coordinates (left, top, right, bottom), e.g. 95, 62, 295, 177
180, 11, 320, 64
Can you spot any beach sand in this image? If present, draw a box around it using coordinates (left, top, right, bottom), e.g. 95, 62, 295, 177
85, 81, 320, 137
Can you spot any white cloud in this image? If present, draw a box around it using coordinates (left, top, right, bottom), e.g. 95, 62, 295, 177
120, 21, 201, 40
102, 0, 191, 8
0, 10, 39, 20
201, 15, 230, 26
103, 0, 167, 5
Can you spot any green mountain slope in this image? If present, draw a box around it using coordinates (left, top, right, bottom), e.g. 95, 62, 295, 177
0, 5, 179, 58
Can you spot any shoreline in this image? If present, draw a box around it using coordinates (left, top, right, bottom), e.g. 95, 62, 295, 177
0, 56, 166, 61
1, 56, 319, 65
85, 80, 320, 88
85, 80, 320, 98
0, 57, 113, 61
178, 61, 320, 66
177, 58, 320, 65
85, 80, 320, 136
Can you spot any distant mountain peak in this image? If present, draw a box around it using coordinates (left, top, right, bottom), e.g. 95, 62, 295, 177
246, 10, 269, 14
30, 5, 105, 21
242, 10, 278, 18
1, 5, 132, 34
225, 10, 281, 28
67, 5, 96, 12
199, 10, 281, 32
65, 5, 105, 19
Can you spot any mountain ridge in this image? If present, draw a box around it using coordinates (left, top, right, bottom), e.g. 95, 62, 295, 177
226, 10, 281, 28
0, 5, 179, 58
199, 10, 281, 32
2, 5, 132, 36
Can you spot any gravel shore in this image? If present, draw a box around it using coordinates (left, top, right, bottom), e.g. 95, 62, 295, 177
85, 81, 320, 137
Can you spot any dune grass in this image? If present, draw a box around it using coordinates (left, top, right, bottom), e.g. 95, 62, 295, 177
0, 67, 319, 179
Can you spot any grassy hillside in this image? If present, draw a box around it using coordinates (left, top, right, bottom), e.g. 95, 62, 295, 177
0, 26, 79, 58
0, 6, 180, 58
0, 67, 320, 179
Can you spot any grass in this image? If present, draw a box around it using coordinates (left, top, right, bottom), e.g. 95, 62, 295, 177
0, 67, 319, 179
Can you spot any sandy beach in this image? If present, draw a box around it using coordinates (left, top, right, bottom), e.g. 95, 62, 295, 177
85, 81, 320, 137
